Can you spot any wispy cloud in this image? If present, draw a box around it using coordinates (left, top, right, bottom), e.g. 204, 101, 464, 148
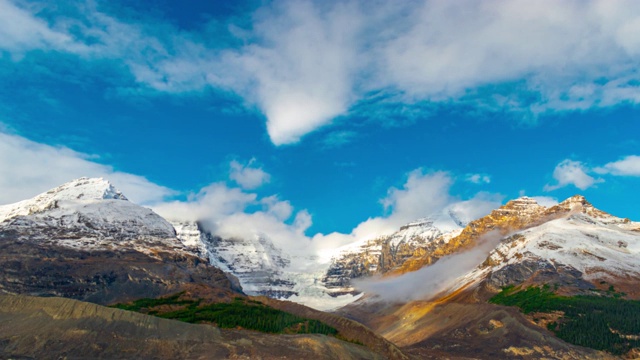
4, 0, 640, 145
465, 173, 491, 184
354, 230, 505, 302
322, 130, 358, 149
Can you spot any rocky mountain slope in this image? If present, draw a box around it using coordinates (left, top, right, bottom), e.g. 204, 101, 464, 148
4, 178, 639, 358
172, 221, 299, 298
339, 195, 640, 359
0, 177, 241, 304
392, 195, 640, 297
170, 219, 365, 311
323, 209, 466, 295
167, 206, 472, 309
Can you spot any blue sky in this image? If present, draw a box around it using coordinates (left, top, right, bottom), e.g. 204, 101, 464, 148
1, 0, 640, 246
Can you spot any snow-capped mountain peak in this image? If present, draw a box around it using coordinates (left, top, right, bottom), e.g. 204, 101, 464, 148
430, 195, 640, 299
0, 177, 127, 222
0, 178, 177, 253
544, 194, 631, 226
29, 177, 126, 202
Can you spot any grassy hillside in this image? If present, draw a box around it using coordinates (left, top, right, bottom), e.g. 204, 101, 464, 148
490, 285, 640, 355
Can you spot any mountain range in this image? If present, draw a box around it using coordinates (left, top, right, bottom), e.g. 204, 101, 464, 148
1, 177, 639, 359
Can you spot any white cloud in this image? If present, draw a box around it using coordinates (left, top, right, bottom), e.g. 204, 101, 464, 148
595, 155, 640, 176
465, 173, 491, 184
447, 193, 504, 223
152, 183, 256, 224
4, 1, 640, 145
152, 167, 500, 264
544, 159, 603, 192
0, 0, 79, 56
224, 1, 363, 145
313, 170, 501, 257
152, 181, 312, 255
229, 159, 271, 189
0, 131, 174, 205
381, 170, 453, 226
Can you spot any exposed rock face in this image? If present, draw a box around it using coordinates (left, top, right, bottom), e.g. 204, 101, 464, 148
0, 240, 239, 304
485, 259, 594, 292
0, 179, 402, 359
172, 221, 299, 298
170, 221, 365, 311
0, 294, 386, 360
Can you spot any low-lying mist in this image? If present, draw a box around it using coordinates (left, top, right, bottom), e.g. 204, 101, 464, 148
354, 230, 505, 303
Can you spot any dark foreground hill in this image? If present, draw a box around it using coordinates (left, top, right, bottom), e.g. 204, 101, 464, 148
0, 294, 385, 360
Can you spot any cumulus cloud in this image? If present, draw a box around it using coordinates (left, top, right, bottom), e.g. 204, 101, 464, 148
4, 0, 640, 145
226, 1, 363, 145
594, 155, 640, 176
152, 167, 500, 264
229, 159, 271, 189
381, 170, 453, 225
313, 170, 501, 259
152, 181, 313, 258
0, 131, 174, 205
152, 183, 256, 223
544, 159, 603, 191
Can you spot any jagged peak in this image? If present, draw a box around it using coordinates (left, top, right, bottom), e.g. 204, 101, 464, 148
543, 194, 632, 225
558, 194, 590, 207
491, 196, 546, 218
545, 194, 593, 215
504, 196, 541, 207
